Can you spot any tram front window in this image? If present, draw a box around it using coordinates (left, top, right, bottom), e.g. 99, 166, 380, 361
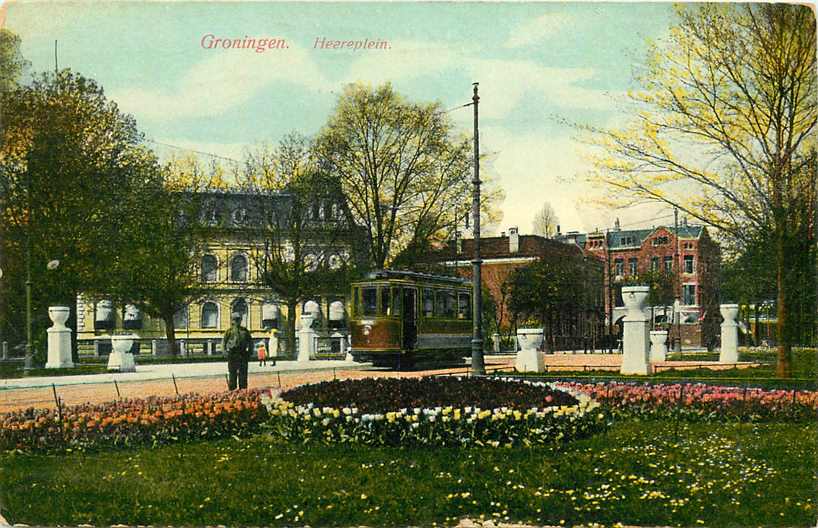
423, 289, 434, 317
362, 287, 377, 316
380, 287, 391, 316
391, 287, 401, 316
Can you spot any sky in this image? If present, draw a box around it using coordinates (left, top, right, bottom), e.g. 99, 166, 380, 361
3, 1, 680, 236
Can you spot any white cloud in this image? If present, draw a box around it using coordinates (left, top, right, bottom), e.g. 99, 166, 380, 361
111, 45, 328, 121
505, 13, 571, 48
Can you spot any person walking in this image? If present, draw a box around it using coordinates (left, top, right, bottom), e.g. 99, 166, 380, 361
257, 341, 267, 367
223, 313, 252, 390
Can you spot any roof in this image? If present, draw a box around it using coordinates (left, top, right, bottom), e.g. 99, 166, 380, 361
429, 234, 584, 261
606, 225, 704, 249
360, 269, 470, 286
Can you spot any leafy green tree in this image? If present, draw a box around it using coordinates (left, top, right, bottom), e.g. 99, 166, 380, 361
583, 4, 816, 376
0, 29, 28, 93
104, 158, 212, 356
315, 83, 503, 269
0, 69, 157, 363
508, 253, 603, 350
237, 134, 360, 356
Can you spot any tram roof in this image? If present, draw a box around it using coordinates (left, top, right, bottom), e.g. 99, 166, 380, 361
359, 269, 470, 286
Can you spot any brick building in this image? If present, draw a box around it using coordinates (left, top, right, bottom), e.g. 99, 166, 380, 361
424, 227, 605, 348
558, 219, 721, 347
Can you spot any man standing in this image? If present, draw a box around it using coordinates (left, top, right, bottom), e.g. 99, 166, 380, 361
223, 313, 251, 390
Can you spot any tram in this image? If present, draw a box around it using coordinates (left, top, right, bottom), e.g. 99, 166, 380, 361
349, 270, 473, 368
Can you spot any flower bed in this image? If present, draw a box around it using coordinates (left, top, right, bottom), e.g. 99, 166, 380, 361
0, 390, 268, 454
264, 377, 605, 447
556, 381, 818, 422
281, 377, 579, 412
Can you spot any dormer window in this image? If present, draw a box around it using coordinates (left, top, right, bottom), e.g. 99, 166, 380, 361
232, 208, 247, 225
653, 236, 669, 246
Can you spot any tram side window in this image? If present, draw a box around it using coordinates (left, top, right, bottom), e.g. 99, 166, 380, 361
391, 287, 402, 316
362, 287, 377, 317
380, 287, 391, 316
423, 288, 434, 318
435, 290, 446, 317
458, 292, 472, 319
443, 290, 457, 318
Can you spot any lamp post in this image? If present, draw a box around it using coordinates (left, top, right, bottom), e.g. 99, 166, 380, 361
470, 82, 485, 376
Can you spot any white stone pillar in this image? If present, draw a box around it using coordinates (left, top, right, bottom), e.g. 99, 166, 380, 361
515, 328, 545, 372
206, 340, 214, 356
2, 341, 8, 360
151, 339, 159, 356
719, 304, 739, 363
108, 334, 136, 372
620, 286, 651, 375
45, 306, 74, 369
649, 330, 668, 362
297, 314, 316, 362
492, 332, 501, 353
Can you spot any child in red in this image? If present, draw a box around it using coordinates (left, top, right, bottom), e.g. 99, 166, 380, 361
257, 342, 267, 367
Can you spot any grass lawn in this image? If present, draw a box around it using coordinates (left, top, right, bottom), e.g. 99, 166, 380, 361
0, 363, 109, 379
1, 420, 814, 527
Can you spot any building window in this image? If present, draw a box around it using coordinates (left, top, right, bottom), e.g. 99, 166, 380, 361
232, 298, 248, 326
683, 284, 696, 306
684, 255, 695, 274
201, 302, 219, 329
628, 258, 638, 276
202, 254, 218, 282
663, 256, 673, 273
651, 256, 659, 272
230, 254, 248, 282
614, 258, 624, 277
173, 305, 189, 329
653, 236, 669, 246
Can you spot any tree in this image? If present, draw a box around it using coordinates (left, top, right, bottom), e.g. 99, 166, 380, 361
0, 29, 28, 93
508, 252, 603, 351
315, 83, 502, 270
104, 157, 213, 357
237, 134, 359, 357
583, 4, 816, 377
0, 69, 159, 363
532, 202, 559, 238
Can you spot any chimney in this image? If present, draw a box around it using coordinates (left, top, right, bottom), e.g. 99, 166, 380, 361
683, 216, 688, 227
556, 224, 561, 236
614, 218, 621, 232
508, 226, 519, 253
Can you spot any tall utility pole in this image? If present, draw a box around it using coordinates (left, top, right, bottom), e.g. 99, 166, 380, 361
673, 207, 682, 352
24, 161, 33, 370
470, 82, 485, 376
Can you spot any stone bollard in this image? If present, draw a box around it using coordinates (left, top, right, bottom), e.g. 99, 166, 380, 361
46, 306, 74, 369
2, 341, 7, 360
719, 304, 739, 363
297, 314, 316, 362
515, 328, 545, 372
649, 330, 668, 362
492, 332, 501, 353
206, 340, 213, 356
620, 286, 651, 375
152, 339, 159, 356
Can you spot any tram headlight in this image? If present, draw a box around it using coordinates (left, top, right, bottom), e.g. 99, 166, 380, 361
363, 324, 372, 336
